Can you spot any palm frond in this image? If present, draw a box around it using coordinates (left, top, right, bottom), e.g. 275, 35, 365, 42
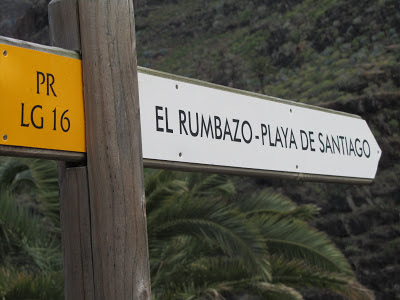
257, 215, 352, 275
194, 279, 303, 300
188, 256, 252, 283
186, 173, 235, 199
0, 187, 61, 272
271, 256, 374, 299
146, 170, 368, 299
0, 267, 63, 300
0, 158, 59, 230
237, 189, 296, 212
146, 179, 188, 217
237, 188, 318, 221
151, 209, 271, 280
250, 281, 303, 300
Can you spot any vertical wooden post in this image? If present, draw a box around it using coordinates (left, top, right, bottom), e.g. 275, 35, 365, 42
49, 0, 81, 51
77, 1, 151, 297
49, 0, 151, 299
49, 1, 95, 299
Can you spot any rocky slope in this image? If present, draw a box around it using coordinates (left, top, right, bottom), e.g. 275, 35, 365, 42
1, 0, 399, 299
134, 2, 399, 298
0, 0, 50, 45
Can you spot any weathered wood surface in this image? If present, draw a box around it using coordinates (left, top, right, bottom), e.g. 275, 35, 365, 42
59, 167, 94, 300
48, 1, 94, 299
77, 0, 151, 298
48, 0, 81, 52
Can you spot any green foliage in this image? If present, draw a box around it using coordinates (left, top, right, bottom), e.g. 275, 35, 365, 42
237, 188, 318, 221
0, 157, 62, 299
0, 268, 63, 300
0, 188, 61, 272
136, 0, 400, 105
146, 170, 372, 299
0, 158, 59, 230
271, 257, 374, 299
0, 159, 373, 299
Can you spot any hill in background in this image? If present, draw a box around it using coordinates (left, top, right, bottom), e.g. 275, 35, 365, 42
134, 2, 399, 298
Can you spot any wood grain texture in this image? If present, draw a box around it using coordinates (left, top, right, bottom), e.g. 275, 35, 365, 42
48, 1, 95, 299
48, 0, 81, 51
77, 0, 151, 298
59, 167, 94, 300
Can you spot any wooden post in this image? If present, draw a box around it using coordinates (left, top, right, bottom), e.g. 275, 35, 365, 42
48, 1, 95, 299
77, 0, 151, 297
57, 166, 95, 299
49, 0, 151, 299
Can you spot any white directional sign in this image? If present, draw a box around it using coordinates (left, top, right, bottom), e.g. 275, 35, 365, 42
138, 67, 381, 183
0, 35, 381, 183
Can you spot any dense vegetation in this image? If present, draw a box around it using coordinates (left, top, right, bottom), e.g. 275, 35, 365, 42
0, 158, 63, 299
145, 170, 373, 299
0, 158, 372, 299
135, 0, 399, 103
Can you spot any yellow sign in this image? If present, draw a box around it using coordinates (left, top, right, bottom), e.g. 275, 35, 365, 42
0, 41, 86, 153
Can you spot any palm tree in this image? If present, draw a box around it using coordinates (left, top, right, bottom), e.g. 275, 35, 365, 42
0, 157, 63, 299
145, 169, 373, 299
0, 159, 373, 299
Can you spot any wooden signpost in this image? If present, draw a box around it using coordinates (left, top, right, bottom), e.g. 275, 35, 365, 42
0, 0, 382, 299
49, 0, 150, 299
0, 37, 381, 183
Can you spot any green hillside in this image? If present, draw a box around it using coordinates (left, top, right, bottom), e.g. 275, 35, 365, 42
136, 0, 399, 102
135, 1, 400, 299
